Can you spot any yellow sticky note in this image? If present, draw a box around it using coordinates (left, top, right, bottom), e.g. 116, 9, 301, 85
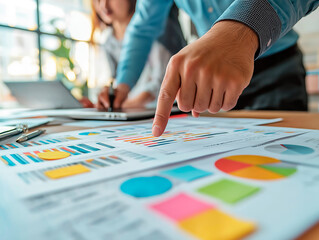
37, 151, 71, 160
44, 164, 90, 179
179, 209, 256, 240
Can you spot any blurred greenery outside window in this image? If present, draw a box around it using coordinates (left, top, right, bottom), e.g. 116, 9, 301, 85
0, 0, 95, 104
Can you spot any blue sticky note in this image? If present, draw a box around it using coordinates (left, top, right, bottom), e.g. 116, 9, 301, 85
161, 165, 212, 182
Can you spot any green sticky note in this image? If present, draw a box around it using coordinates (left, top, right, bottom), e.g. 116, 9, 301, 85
197, 179, 260, 204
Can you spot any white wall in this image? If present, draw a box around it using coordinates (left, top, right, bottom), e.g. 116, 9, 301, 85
294, 9, 319, 69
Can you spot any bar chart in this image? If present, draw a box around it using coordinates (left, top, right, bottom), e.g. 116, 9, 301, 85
0, 135, 81, 150
0, 142, 116, 167
113, 130, 228, 148
17, 150, 154, 184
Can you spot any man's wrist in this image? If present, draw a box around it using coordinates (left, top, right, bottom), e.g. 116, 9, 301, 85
215, 0, 282, 58
211, 21, 259, 58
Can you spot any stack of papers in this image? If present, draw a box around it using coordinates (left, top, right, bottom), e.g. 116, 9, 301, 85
0, 116, 318, 240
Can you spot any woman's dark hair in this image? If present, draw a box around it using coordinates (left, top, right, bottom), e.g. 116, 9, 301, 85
128, 0, 137, 14
90, 0, 137, 42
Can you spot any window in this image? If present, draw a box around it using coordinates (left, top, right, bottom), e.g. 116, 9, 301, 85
0, 0, 93, 104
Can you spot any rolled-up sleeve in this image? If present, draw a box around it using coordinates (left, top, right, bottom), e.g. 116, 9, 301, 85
216, 0, 319, 57
116, 0, 173, 89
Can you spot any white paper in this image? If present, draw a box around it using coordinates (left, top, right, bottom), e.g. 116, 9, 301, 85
0, 119, 307, 198
248, 130, 319, 167
63, 120, 134, 127
2, 147, 319, 240
0, 118, 53, 128
194, 116, 283, 126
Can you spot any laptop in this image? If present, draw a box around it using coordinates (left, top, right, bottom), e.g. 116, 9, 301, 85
5, 81, 83, 109
30, 107, 182, 121
5, 80, 183, 121
61, 107, 183, 121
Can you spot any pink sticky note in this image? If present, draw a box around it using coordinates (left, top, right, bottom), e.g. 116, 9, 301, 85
150, 193, 214, 222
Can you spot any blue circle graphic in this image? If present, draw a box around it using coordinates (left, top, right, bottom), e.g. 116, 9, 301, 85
120, 176, 172, 198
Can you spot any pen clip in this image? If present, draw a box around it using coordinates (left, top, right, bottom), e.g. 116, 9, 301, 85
17, 124, 28, 133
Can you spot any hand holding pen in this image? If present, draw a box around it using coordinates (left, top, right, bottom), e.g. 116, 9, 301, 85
108, 80, 115, 112
97, 82, 130, 111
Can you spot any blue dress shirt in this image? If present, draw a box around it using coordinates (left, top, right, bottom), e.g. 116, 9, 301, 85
117, 0, 319, 89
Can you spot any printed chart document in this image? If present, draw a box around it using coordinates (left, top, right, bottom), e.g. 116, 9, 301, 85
1, 146, 319, 240
0, 116, 315, 240
249, 130, 319, 167
0, 118, 306, 198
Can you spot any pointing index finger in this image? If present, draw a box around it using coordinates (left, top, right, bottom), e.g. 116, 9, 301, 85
153, 64, 181, 137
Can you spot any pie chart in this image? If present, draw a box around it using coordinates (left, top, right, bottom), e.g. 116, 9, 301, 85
215, 155, 297, 180
265, 144, 314, 155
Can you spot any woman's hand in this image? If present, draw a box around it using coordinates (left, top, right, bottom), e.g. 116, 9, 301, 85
97, 83, 130, 110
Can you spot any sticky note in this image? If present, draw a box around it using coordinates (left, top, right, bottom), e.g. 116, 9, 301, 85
161, 165, 212, 182
179, 209, 256, 240
37, 151, 71, 160
150, 193, 213, 221
198, 179, 260, 204
44, 164, 90, 179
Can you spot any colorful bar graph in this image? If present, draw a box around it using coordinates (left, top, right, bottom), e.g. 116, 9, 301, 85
68, 146, 90, 153
6, 144, 18, 148
24, 152, 43, 163
113, 130, 229, 148
0, 136, 81, 150
60, 147, 80, 155
86, 159, 108, 167
96, 142, 115, 149
11, 154, 29, 165
77, 144, 100, 152
1, 156, 16, 166
18, 153, 130, 184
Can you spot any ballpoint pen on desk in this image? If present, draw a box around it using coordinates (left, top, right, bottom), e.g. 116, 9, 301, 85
0, 124, 28, 141
16, 129, 46, 143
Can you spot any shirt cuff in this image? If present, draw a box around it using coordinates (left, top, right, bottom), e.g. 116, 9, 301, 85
215, 0, 282, 58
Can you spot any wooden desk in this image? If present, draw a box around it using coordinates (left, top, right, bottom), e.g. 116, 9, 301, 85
42, 110, 319, 239
211, 110, 319, 130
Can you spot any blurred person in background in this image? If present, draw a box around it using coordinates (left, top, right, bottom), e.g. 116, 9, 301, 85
92, 0, 186, 109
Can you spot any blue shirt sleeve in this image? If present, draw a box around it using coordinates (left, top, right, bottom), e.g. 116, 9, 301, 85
116, 0, 174, 89
216, 0, 319, 57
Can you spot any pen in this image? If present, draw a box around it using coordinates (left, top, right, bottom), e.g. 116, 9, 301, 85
108, 80, 115, 112
0, 125, 27, 140
16, 129, 46, 143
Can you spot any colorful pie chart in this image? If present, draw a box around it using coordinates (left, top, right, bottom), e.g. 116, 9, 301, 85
79, 132, 100, 136
265, 144, 314, 155
215, 155, 297, 180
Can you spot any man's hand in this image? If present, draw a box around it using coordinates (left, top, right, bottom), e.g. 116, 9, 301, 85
97, 83, 130, 110
152, 21, 259, 137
